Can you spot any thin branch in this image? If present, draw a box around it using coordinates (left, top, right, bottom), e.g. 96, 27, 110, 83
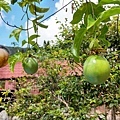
21, 7, 27, 21
0, 12, 32, 30
26, 5, 30, 49
52, 90, 69, 108
40, 0, 73, 23
57, 95, 69, 108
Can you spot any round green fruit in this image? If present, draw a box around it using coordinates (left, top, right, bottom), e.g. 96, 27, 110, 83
83, 55, 110, 84
22, 57, 38, 74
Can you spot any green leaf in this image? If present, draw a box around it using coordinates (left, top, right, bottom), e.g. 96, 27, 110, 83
71, 28, 87, 62
101, 38, 111, 47
0, 0, 11, 12
99, 25, 108, 37
32, 21, 38, 33
22, 40, 27, 46
88, 6, 120, 30
29, 4, 36, 15
98, 25, 111, 47
33, 15, 44, 22
99, 0, 120, 5
18, 1, 27, 8
85, 2, 105, 18
71, 4, 86, 24
71, 2, 106, 25
29, 41, 36, 46
28, 34, 40, 43
29, 4, 49, 14
28, 0, 39, 3
8, 53, 23, 72
9, 27, 22, 41
35, 6, 49, 13
37, 22, 48, 28
89, 38, 95, 49
87, 15, 96, 30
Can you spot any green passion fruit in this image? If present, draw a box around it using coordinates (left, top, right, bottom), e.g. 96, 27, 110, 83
22, 57, 38, 74
83, 55, 110, 84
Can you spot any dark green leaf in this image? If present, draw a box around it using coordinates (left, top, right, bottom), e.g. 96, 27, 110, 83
28, 0, 39, 3
28, 34, 40, 43
33, 15, 44, 22
29, 41, 36, 46
71, 4, 86, 24
37, 22, 48, 28
29, 4, 49, 14
32, 21, 38, 33
22, 40, 27, 46
98, 25, 111, 47
100, 25, 108, 37
11, 0, 17, 5
101, 38, 111, 47
94, 4, 106, 18
85, 2, 105, 18
35, 6, 49, 13
71, 2, 106, 25
71, 28, 87, 62
18, 1, 27, 8
9, 27, 22, 41
29, 4, 36, 15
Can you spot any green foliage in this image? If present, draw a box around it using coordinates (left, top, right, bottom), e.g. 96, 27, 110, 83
0, 0, 11, 12
9, 27, 23, 42
71, 1, 120, 59
0, 0, 120, 119
72, 28, 86, 62
8, 52, 24, 72
4, 40, 120, 119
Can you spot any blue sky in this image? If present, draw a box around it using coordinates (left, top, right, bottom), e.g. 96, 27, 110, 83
0, 0, 100, 47
0, 0, 99, 47
0, 0, 60, 47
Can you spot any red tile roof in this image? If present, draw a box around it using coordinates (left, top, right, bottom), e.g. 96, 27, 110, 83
0, 61, 82, 93
0, 62, 27, 79
0, 60, 83, 80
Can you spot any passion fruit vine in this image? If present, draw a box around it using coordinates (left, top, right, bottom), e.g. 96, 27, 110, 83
22, 57, 38, 74
83, 55, 110, 84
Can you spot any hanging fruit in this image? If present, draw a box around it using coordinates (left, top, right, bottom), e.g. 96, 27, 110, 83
0, 45, 10, 68
83, 55, 110, 84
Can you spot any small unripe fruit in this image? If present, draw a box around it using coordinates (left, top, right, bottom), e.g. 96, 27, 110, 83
22, 57, 38, 74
